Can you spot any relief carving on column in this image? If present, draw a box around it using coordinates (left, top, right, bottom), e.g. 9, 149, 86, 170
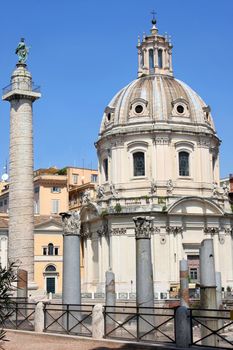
133, 216, 154, 239
60, 211, 81, 236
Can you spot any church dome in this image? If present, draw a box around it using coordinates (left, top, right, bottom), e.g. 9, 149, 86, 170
99, 21, 215, 138
100, 75, 215, 135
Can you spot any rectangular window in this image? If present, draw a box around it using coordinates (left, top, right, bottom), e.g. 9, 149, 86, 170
43, 247, 47, 255
4, 199, 7, 205
190, 268, 198, 280
34, 201, 40, 214
72, 174, 78, 184
103, 159, 108, 181
51, 187, 61, 193
91, 174, 98, 183
54, 247, 59, 255
0, 202, 2, 207
34, 186, 39, 193
51, 199, 60, 214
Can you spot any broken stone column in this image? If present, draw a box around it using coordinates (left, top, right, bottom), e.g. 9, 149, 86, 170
200, 239, 217, 347
17, 269, 28, 299
179, 259, 189, 307
133, 216, 154, 339
60, 211, 81, 332
105, 269, 116, 334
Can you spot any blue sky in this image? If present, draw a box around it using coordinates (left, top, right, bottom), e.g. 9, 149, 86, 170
0, 0, 232, 178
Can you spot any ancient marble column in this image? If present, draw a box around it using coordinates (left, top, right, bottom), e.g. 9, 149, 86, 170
133, 216, 154, 338
2, 52, 41, 291
199, 239, 217, 347
60, 211, 81, 305
179, 259, 189, 307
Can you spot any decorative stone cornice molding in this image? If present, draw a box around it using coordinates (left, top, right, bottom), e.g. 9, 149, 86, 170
224, 227, 232, 235
60, 211, 81, 236
154, 136, 170, 145
166, 226, 183, 235
197, 139, 210, 148
97, 222, 108, 237
109, 227, 127, 235
81, 223, 92, 239
133, 216, 154, 239
204, 227, 219, 236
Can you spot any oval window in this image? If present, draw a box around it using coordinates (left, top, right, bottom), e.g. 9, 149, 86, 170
177, 105, 184, 114
135, 105, 143, 114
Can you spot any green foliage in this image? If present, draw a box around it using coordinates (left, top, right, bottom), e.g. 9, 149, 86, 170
100, 209, 108, 217
158, 197, 166, 204
114, 203, 122, 213
57, 167, 67, 175
0, 261, 18, 343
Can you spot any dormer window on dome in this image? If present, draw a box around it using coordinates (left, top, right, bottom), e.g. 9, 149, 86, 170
137, 18, 173, 77
171, 98, 190, 117
129, 98, 148, 117
104, 106, 115, 125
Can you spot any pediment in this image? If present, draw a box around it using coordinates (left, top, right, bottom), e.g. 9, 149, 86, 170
35, 220, 62, 231
168, 197, 224, 216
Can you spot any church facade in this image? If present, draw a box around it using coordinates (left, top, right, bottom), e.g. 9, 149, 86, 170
80, 19, 233, 299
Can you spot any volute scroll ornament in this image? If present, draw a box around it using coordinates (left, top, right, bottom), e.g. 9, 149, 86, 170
60, 211, 81, 236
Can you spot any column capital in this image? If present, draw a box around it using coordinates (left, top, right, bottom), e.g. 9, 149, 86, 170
60, 211, 81, 236
133, 216, 154, 239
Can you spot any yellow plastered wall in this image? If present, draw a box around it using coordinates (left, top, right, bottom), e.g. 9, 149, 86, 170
34, 232, 63, 293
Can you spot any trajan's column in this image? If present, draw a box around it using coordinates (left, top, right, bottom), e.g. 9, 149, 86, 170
2, 39, 41, 291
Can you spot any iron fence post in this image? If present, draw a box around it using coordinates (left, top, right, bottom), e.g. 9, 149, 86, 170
136, 305, 139, 341
67, 304, 69, 333
15, 302, 18, 329
190, 308, 193, 346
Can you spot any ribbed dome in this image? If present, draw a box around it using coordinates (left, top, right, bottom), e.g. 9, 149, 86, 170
100, 75, 215, 135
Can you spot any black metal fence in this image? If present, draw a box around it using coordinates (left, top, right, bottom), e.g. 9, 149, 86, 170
103, 305, 175, 344
43, 303, 94, 337
0, 300, 36, 331
190, 308, 233, 349
1, 299, 233, 349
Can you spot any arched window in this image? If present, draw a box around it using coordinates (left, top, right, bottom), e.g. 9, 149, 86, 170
133, 152, 145, 176
48, 243, 54, 256
45, 265, 56, 272
179, 152, 189, 176
158, 49, 163, 69
103, 158, 108, 181
149, 49, 154, 70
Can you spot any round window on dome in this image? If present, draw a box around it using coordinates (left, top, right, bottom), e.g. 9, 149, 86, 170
176, 105, 184, 114
135, 105, 143, 114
